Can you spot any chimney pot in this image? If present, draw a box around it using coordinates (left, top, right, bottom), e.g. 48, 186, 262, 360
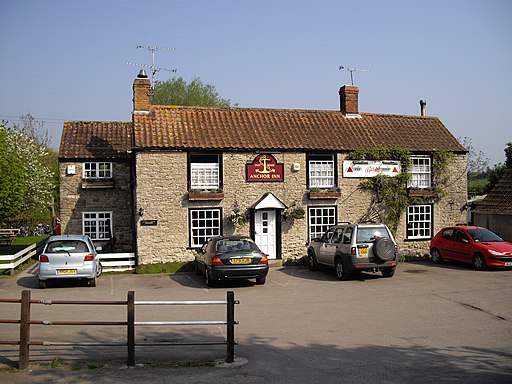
420, 99, 427, 116
137, 69, 148, 78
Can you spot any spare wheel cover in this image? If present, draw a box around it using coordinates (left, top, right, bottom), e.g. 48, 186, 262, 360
373, 238, 395, 261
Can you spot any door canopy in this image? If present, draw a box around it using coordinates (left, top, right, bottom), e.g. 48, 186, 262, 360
252, 192, 287, 210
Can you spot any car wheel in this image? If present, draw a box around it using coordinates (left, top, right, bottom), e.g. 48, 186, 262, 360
473, 254, 486, 271
308, 251, 319, 271
255, 276, 266, 285
38, 279, 46, 289
88, 277, 96, 287
373, 238, 395, 261
381, 267, 396, 278
431, 249, 443, 264
96, 262, 103, 278
335, 258, 350, 281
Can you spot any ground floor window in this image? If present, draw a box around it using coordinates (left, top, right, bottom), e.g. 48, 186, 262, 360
189, 208, 222, 247
308, 206, 337, 241
406, 204, 432, 239
83, 212, 112, 240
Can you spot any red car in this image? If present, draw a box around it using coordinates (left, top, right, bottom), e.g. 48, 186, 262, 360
430, 226, 512, 270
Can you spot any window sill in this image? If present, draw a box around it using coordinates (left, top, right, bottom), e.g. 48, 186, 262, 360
81, 179, 114, 189
188, 192, 225, 201
308, 191, 341, 199
408, 189, 436, 197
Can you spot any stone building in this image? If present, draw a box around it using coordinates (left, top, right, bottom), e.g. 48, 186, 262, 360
59, 71, 468, 264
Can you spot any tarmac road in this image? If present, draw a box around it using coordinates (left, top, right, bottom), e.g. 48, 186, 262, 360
0, 260, 511, 384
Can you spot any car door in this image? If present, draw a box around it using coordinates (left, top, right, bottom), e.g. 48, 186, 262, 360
316, 227, 337, 266
450, 229, 472, 262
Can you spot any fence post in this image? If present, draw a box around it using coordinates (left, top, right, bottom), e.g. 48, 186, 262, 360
226, 290, 235, 363
19, 290, 31, 370
127, 290, 135, 366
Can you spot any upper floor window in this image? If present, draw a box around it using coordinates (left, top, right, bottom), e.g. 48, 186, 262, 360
189, 153, 221, 190
408, 156, 431, 188
83, 162, 112, 179
308, 154, 336, 189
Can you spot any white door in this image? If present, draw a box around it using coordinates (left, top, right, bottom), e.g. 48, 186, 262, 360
255, 210, 277, 259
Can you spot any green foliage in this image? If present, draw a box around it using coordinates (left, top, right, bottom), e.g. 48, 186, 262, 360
47, 357, 62, 368
349, 146, 413, 172
152, 77, 234, 107
349, 148, 452, 233
0, 118, 57, 225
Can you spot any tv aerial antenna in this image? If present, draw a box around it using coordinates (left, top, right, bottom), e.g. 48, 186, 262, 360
126, 45, 177, 89
339, 65, 369, 86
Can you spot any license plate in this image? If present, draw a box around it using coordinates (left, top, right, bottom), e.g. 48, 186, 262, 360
57, 269, 77, 275
505, 262, 512, 267
231, 258, 251, 264
358, 247, 368, 256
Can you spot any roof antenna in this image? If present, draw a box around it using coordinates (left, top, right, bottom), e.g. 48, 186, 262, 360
339, 65, 369, 86
126, 45, 177, 90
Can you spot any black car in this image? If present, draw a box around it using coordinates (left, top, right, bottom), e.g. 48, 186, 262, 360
195, 236, 269, 286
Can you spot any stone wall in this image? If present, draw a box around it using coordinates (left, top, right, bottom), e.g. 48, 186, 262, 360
59, 160, 134, 252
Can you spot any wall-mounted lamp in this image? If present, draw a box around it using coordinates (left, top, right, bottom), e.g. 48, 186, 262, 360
138, 207, 145, 217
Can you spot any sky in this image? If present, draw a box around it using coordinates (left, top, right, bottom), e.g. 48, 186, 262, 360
0, 0, 511, 166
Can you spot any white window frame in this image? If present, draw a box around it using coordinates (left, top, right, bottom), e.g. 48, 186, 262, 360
408, 156, 431, 188
189, 208, 222, 248
190, 162, 220, 190
309, 157, 335, 189
83, 162, 112, 179
406, 204, 432, 240
82, 212, 112, 240
308, 206, 337, 241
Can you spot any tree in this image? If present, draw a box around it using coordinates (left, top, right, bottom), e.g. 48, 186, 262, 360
0, 117, 57, 225
458, 136, 490, 178
152, 77, 234, 107
484, 142, 512, 193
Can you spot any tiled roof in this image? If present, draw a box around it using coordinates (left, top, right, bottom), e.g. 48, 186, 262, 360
60, 121, 132, 159
473, 169, 512, 214
133, 105, 467, 153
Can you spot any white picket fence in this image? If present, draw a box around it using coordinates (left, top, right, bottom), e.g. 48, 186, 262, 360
0, 245, 135, 275
98, 253, 136, 272
0, 244, 38, 276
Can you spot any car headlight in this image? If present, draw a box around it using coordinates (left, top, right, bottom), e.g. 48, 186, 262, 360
488, 249, 505, 256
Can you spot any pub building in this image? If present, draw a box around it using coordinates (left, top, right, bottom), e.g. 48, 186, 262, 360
58, 71, 467, 265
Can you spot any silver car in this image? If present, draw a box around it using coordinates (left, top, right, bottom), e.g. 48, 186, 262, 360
307, 222, 398, 280
38, 235, 102, 288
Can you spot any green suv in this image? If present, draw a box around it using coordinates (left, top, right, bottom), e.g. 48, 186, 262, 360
307, 223, 398, 280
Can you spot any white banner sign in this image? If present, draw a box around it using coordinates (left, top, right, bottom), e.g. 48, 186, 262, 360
343, 160, 401, 178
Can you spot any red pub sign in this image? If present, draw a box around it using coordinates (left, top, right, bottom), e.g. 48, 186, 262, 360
246, 154, 284, 182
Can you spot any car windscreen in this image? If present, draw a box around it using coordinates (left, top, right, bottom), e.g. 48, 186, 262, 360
467, 229, 504, 243
356, 227, 390, 243
216, 240, 259, 253
46, 241, 89, 253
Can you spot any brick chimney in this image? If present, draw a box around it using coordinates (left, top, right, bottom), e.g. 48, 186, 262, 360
339, 85, 359, 116
133, 70, 151, 114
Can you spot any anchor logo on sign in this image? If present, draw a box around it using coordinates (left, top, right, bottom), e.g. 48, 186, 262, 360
255, 155, 275, 174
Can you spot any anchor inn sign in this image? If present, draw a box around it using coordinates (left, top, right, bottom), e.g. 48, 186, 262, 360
58, 71, 468, 264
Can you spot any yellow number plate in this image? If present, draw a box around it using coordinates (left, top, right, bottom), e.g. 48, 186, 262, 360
57, 269, 77, 275
231, 258, 251, 264
358, 247, 368, 256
